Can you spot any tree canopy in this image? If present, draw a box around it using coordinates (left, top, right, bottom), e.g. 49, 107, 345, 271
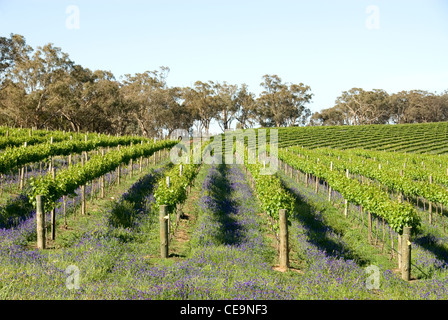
311, 88, 448, 126
0, 34, 314, 135
1, 34, 446, 134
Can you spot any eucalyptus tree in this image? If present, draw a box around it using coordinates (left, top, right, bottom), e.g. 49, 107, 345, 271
212, 81, 239, 131
152, 85, 194, 136
388, 90, 448, 124
79, 70, 125, 134
120, 67, 170, 137
310, 108, 346, 126
181, 80, 217, 135
255, 74, 313, 127
234, 83, 257, 129
0, 38, 75, 129
334, 88, 390, 125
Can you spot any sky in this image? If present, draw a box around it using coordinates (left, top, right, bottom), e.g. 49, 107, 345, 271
1, 0, 448, 133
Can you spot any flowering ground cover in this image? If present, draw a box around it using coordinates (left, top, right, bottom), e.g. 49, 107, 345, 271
277, 168, 448, 299
2, 157, 448, 300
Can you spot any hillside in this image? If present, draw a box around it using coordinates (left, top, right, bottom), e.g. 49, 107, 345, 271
275, 122, 448, 154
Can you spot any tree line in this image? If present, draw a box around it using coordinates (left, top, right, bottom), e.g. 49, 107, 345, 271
0, 34, 312, 137
1, 34, 447, 136
311, 88, 448, 126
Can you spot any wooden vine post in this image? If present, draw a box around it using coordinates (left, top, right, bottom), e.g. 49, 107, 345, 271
398, 170, 404, 203
139, 156, 143, 173
401, 226, 412, 281
129, 142, 134, 178
159, 205, 169, 258
50, 168, 56, 240
36, 195, 46, 250
344, 169, 349, 218
279, 209, 289, 270
117, 145, 121, 185
100, 150, 105, 198
81, 153, 86, 215
429, 175, 433, 225
19, 166, 25, 190
328, 161, 333, 202
139, 141, 144, 173
63, 195, 67, 227
117, 164, 121, 185
398, 234, 402, 270
19, 142, 27, 190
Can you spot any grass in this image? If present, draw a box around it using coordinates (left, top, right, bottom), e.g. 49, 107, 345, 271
0, 158, 171, 298
167, 163, 209, 258
3, 157, 448, 300
274, 164, 448, 299
4, 122, 448, 301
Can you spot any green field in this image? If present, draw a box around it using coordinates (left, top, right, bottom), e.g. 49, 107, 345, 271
1, 122, 448, 302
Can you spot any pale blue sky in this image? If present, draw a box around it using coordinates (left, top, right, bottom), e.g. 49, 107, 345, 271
1, 0, 447, 133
